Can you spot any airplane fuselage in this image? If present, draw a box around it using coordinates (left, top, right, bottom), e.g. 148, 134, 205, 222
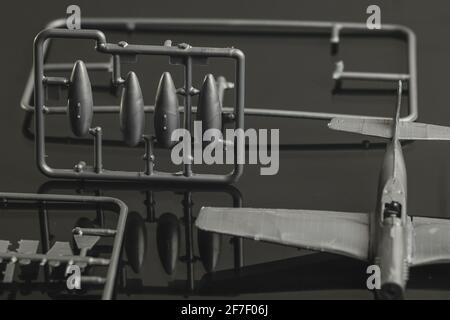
370, 138, 413, 299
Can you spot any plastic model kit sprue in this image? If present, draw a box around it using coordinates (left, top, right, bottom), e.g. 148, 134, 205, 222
21, 18, 417, 185
32, 27, 245, 184
0, 192, 128, 300
6, 16, 450, 300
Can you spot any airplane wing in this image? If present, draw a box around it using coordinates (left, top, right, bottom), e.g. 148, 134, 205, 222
329, 118, 450, 141
411, 216, 450, 266
196, 207, 370, 261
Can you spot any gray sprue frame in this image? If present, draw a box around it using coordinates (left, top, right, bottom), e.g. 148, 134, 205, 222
0, 191, 128, 300
33, 27, 245, 184
25, 18, 417, 184
23, 18, 417, 120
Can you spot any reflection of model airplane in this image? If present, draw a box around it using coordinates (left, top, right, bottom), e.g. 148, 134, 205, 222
197, 80, 450, 299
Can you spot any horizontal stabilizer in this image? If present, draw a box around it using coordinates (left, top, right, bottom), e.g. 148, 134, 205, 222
196, 207, 370, 261
329, 118, 450, 141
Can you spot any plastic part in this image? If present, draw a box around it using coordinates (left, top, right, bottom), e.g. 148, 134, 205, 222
68, 60, 93, 137
154, 72, 180, 148
120, 72, 145, 147
197, 74, 222, 132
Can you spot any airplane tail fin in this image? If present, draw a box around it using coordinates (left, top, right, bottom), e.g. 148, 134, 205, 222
392, 80, 403, 140
329, 81, 450, 141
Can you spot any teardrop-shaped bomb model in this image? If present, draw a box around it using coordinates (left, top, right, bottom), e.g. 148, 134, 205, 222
124, 212, 147, 274
156, 212, 180, 275
68, 60, 94, 137
154, 72, 180, 148
120, 72, 145, 147
197, 74, 222, 132
197, 229, 221, 273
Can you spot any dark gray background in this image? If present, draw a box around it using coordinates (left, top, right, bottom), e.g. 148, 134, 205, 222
1, 0, 450, 299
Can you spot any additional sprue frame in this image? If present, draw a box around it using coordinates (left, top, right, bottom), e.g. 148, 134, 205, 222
0, 191, 128, 300
22, 18, 417, 122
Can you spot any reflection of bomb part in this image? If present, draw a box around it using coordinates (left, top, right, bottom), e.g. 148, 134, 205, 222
155, 193, 222, 287
156, 212, 223, 293
156, 213, 180, 275
119, 202, 219, 294
33, 28, 245, 185
197, 230, 221, 273
124, 212, 147, 274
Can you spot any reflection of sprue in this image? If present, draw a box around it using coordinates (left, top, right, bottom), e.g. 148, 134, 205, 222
38, 181, 244, 296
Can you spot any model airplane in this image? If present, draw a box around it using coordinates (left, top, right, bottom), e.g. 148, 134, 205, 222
196, 80, 450, 299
